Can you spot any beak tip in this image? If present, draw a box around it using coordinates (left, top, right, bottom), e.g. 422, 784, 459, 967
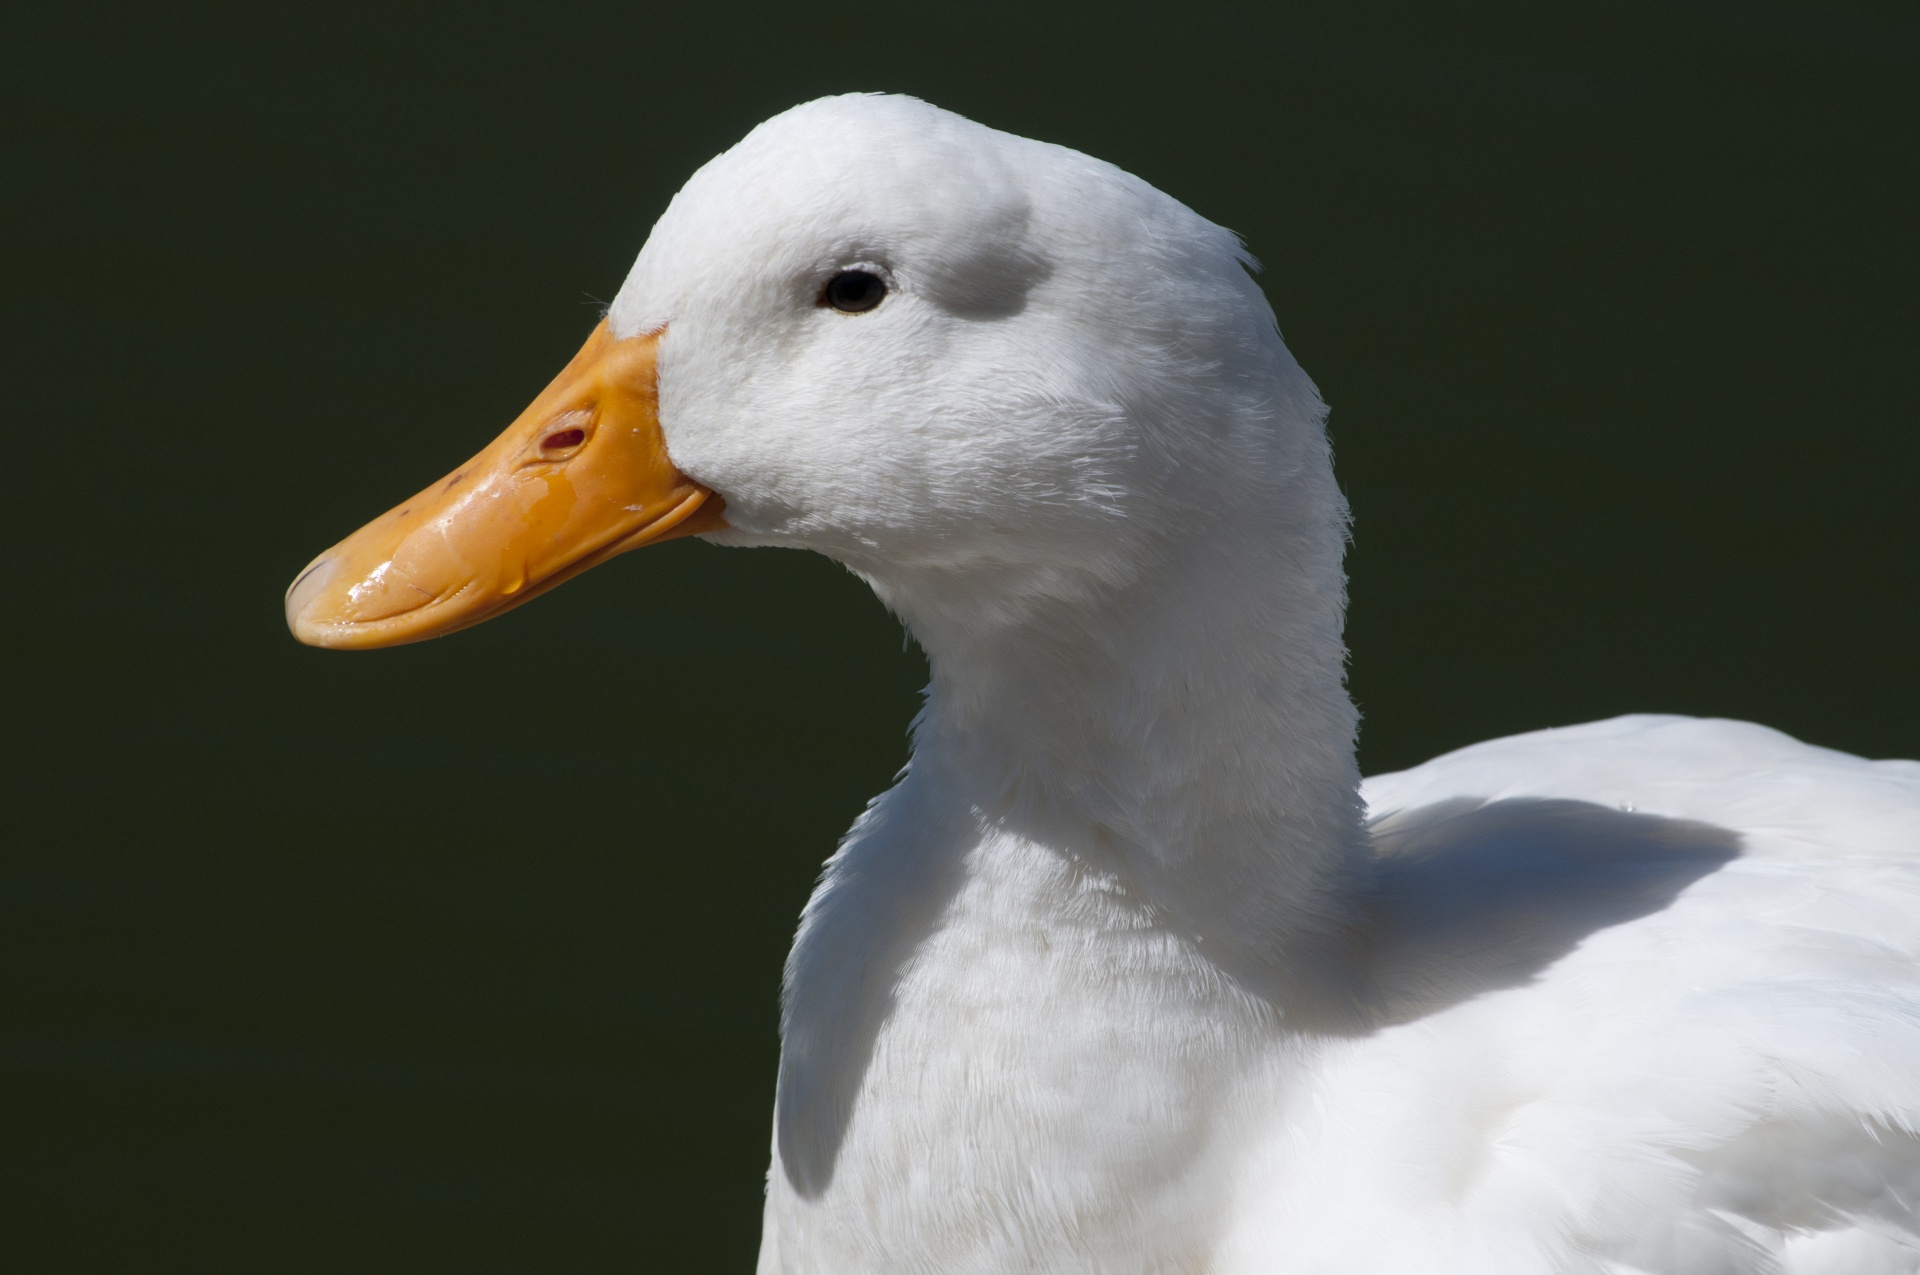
285, 555, 340, 646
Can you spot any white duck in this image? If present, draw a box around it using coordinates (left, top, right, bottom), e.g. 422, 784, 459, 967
286, 95, 1920, 1274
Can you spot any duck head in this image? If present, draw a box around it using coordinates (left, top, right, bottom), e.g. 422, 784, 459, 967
286, 93, 1330, 651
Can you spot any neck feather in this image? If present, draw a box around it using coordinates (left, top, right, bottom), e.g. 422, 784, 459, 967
858, 484, 1366, 990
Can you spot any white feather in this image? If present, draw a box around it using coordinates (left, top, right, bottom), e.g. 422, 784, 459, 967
601, 95, 1920, 1273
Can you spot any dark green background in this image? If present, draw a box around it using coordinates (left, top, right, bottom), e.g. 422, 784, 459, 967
4, 1, 1914, 1269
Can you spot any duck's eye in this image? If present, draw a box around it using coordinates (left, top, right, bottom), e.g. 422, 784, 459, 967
541, 427, 586, 451
822, 270, 887, 313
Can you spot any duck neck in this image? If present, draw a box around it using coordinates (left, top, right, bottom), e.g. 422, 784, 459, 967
861, 508, 1367, 994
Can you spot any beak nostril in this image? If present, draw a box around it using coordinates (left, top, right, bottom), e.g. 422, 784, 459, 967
542, 427, 587, 452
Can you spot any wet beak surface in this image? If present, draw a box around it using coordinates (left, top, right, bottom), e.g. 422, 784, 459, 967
286, 321, 724, 649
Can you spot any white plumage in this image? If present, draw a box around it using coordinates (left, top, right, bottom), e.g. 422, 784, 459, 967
610, 95, 1920, 1271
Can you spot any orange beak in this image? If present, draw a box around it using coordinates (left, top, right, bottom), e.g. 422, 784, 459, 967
285, 320, 724, 649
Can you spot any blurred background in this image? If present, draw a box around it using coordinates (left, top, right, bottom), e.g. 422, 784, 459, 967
3, 1, 1914, 1268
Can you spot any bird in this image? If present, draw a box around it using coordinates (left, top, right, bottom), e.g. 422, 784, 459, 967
285, 94, 1920, 1274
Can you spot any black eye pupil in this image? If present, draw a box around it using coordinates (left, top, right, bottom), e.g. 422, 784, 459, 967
824, 270, 886, 313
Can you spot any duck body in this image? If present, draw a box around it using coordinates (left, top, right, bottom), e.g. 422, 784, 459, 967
765, 715, 1920, 1274
285, 93, 1920, 1273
